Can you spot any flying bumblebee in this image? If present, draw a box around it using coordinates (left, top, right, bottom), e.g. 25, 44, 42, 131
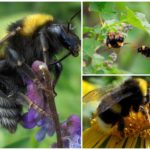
0, 11, 80, 132
106, 32, 124, 48
83, 78, 150, 136
137, 45, 150, 57
94, 32, 125, 56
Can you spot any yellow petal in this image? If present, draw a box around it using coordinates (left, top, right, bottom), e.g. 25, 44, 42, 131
83, 127, 103, 148
106, 135, 125, 148
145, 138, 150, 148
124, 137, 137, 148
94, 134, 109, 148
140, 138, 145, 148
82, 80, 96, 96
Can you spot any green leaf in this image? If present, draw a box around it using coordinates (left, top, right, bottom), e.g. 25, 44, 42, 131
83, 26, 94, 34
4, 137, 29, 148
125, 7, 145, 30
89, 2, 117, 20
89, 2, 106, 13
125, 7, 150, 34
83, 38, 100, 56
136, 12, 150, 34
89, 2, 114, 14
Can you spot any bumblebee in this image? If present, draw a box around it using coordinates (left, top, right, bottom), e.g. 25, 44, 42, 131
0, 72, 23, 132
106, 32, 124, 48
0, 11, 80, 132
137, 45, 150, 57
83, 78, 150, 136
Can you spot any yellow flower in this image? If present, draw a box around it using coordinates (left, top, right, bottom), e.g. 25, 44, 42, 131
82, 80, 96, 96
83, 104, 150, 148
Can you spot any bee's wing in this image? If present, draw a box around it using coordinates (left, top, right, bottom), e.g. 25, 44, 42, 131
97, 87, 133, 114
83, 88, 110, 103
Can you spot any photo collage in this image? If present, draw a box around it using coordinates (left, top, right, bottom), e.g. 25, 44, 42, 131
0, 1, 150, 148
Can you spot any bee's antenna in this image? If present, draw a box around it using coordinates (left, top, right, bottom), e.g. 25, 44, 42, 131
67, 10, 81, 32
49, 52, 71, 65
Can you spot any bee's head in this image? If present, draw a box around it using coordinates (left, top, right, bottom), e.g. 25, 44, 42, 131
60, 24, 80, 57
47, 11, 80, 57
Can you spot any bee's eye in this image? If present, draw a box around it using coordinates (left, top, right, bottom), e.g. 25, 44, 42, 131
47, 25, 61, 35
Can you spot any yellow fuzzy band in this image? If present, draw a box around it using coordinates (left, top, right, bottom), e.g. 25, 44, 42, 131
135, 78, 148, 96
20, 14, 53, 36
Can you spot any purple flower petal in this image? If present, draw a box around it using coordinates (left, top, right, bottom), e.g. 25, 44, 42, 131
36, 127, 47, 141
62, 115, 81, 136
52, 115, 81, 148
36, 117, 55, 138
32, 60, 47, 73
47, 121, 55, 136
47, 129, 55, 137
27, 83, 44, 106
36, 118, 46, 126
63, 134, 81, 148
27, 109, 38, 121
63, 138, 70, 148
21, 110, 38, 129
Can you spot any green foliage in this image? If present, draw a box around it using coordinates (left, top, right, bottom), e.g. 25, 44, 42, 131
4, 137, 29, 148
0, 2, 80, 148
83, 2, 150, 74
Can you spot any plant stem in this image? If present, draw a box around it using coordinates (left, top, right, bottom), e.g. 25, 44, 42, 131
47, 92, 63, 148
40, 66, 63, 148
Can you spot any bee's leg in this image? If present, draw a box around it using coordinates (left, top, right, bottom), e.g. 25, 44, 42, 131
52, 62, 63, 94
51, 62, 62, 85
16, 92, 50, 117
39, 32, 63, 89
47, 62, 63, 96
6, 48, 41, 86
39, 31, 50, 65
118, 118, 125, 137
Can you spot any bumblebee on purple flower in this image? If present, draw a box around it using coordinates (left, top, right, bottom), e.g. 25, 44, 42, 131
20, 60, 81, 148
0, 9, 81, 148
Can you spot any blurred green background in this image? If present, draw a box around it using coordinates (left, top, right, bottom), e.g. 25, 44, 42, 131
0, 2, 81, 148
83, 2, 150, 74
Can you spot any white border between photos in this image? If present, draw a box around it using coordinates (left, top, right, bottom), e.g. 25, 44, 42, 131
0, 0, 148, 1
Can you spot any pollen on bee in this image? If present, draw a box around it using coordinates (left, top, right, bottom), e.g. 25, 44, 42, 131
108, 44, 112, 48
17, 60, 23, 66
142, 45, 146, 50
111, 105, 150, 138
39, 64, 47, 70
117, 42, 124, 47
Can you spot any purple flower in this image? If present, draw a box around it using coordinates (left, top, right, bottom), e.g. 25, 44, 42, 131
36, 117, 55, 141
20, 60, 81, 147
63, 134, 81, 148
52, 115, 81, 148
22, 109, 38, 129
21, 60, 55, 141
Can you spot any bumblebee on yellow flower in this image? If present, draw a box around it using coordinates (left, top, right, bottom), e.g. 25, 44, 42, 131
83, 77, 150, 148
